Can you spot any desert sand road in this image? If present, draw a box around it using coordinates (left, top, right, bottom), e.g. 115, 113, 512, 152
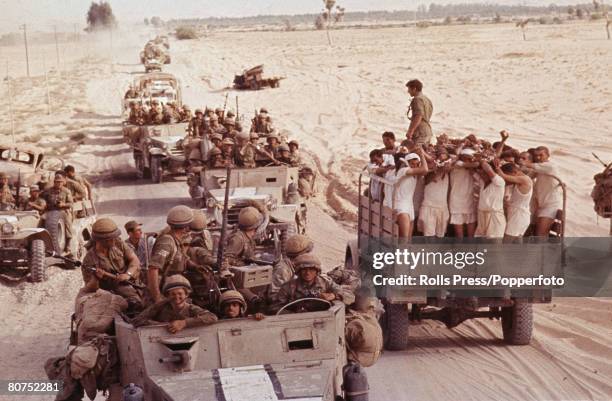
1, 24, 611, 401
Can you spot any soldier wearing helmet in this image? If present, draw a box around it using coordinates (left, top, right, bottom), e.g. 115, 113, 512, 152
186, 210, 216, 267
208, 147, 224, 169
276, 143, 295, 166
288, 140, 303, 166
209, 113, 227, 136
0, 172, 15, 211
132, 274, 217, 333
148, 100, 164, 125
179, 104, 192, 123
42, 174, 74, 253
264, 134, 281, 160
250, 107, 276, 136
273, 253, 355, 312
147, 206, 194, 303
223, 205, 266, 267
189, 109, 205, 137
215, 107, 225, 124
128, 102, 147, 126
219, 290, 265, 320
220, 138, 236, 168
24, 185, 46, 212
235, 131, 257, 168
269, 234, 314, 299
82, 217, 143, 311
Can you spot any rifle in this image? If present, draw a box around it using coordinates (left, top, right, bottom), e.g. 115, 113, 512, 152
592, 153, 611, 169
222, 92, 229, 117
15, 169, 21, 210
86, 265, 146, 290
235, 96, 239, 120
216, 166, 232, 272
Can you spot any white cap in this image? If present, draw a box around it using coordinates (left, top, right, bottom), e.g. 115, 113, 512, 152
460, 148, 476, 156
405, 153, 420, 161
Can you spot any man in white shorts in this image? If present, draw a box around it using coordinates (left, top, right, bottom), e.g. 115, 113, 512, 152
449, 148, 480, 238
418, 149, 451, 237
495, 161, 533, 241
474, 160, 506, 238
383, 149, 429, 239
520, 146, 562, 236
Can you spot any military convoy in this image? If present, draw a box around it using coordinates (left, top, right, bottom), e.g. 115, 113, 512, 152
122, 72, 183, 116
140, 36, 171, 70
233, 65, 284, 91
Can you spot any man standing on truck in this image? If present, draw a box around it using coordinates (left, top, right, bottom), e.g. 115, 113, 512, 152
24, 185, 46, 213
474, 159, 507, 238
128, 103, 146, 126
64, 165, 92, 200
188, 109, 205, 137
0, 172, 15, 210
405, 79, 433, 145
520, 146, 562, 237
42, 175, 74, 252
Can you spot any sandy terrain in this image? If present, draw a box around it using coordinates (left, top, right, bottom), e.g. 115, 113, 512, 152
0, 20, 611, 401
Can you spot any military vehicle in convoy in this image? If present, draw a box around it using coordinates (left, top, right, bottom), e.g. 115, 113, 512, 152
233, 65, 284, 90
190, 165, 307, 236
115, 301, 349, 400
122, 73, 183, 115
344, 170, 567, 349
0, 142, 64, 189
140, 37, 171, 67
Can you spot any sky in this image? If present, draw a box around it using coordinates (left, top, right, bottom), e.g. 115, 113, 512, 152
1, 0, 578, 32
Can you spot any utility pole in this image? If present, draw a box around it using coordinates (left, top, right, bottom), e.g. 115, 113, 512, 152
54, 25, 60, 69
43, 54, 51, 115
19, 24, 30, 77
6, 61, 16, 143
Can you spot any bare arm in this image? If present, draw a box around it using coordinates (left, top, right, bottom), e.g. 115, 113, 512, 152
406, 114, 423, 139
495, 130, 509, 158
405, 149, 429, 176
480, 160, 497, 179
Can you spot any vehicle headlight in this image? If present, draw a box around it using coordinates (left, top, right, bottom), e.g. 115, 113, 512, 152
1, 223, 15, 235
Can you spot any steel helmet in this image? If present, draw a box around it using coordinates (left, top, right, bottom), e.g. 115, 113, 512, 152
209, 147, 222, 157
278, 143, 290, 152
238, 206, 262, 230
162, 274, 192, 294
92, 218, 121, 241
219, 290, 247, 314
166, 205, 194, 228
285, 234, 314, 258
293, 253, 322, 273
190, 210, 207, 232
237, 131, 250, 141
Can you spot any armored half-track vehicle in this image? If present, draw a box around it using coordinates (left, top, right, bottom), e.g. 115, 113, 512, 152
191, 165, 306, 234
115, 301, 348, 400
122, 73, 182, 116
0, 142, 64, 189
124, 123, 188, 183
344, 169, 567, 349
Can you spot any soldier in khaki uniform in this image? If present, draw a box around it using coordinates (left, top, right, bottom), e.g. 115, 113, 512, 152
0, 172, 15, 211
24, 185, 46, 212
65, 166, 92, 200
57, 172, 86, 202
132, 275, 217, 333
179, 105, 192, 123
220, 138, 236, 168
187, 210, 216, 267
288, 140, 303, 166
128, 103, 147, 126
405, 79, 433, 145
209, 114, 227, 136
188, 109, 205, 137
147, 206, 194, 303
235, 131, 257, 168
223, 206, 263, 267
276, 143, 296, 166
42, 175, 74, 251
81, 218, 143, 312
208, 148, 225, 169
273, 254, 355, 312
269, 234, 314, 299
148, 100, 164, 125
219, 290, 265, 320
264, 134, 282, 160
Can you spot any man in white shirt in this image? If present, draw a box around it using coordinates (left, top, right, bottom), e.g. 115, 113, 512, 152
449, 148, 480, 238
520, 146, 562, 237
367, 149, 394, 201
474, 160, 506, 238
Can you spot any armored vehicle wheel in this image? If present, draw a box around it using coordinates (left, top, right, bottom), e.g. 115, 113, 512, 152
150, 156, 163, 183
29, 239, 47, 282
501, 302, 533, 345
383, 303, 410, 350
45, 211, 66, 254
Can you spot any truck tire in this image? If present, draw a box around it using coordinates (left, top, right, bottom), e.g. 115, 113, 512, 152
45, 210, 66, 254
30, 239, 47, 282
501, 302, 533, 345
150, 156, 163, 183
384, 303, 410, 350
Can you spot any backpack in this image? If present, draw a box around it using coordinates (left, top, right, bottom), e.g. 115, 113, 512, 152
345, 311, 383, 367
75, 289, 128, 344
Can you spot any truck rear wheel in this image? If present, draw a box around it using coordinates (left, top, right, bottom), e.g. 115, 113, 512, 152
151, 156, 163, 183
501, 302, 533, 345
45, 211, 66, 254
384, 303, 410, 350
30, 239, 47, 282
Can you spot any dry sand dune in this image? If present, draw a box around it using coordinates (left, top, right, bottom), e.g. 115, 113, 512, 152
0, 20, 611, 401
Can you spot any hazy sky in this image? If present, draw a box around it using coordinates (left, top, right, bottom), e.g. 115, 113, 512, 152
1, 0, 576, 32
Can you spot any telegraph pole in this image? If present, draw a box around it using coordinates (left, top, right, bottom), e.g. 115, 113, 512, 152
6, 62, 16, 143
54, 26, 60, 69
19, 24, 30, 77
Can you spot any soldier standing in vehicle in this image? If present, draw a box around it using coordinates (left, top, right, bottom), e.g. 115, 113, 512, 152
223, 206, 265, 267
82, 218, 143, 312
273, 254, 355, 312
147, 206, 194, 303
405, 79, 433, 145
149, 100, 164, 125
132, 275, 217, 333
235, 131, 257, 168
220, 138, 236, 168
24, 185, 46, 212
218, 290, 265, 320
0, 172, 15, 210
208, 148, 225, 169
187, 210, 216, 267
64, 165, 92, 200
124, 220, 152, 270
288, 140, 303, 166
188, 109, 205, 137
128, 103, 147, 126
42, 175, 74, 252
270, 234, 313, 299
56, 171, 86, 202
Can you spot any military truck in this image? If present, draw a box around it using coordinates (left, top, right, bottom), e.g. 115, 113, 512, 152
0, 211, 53, 282
344, 169, 567, 349
123, 73, 183, 115
0, 142, 64, 189
115, 301, 348, 400
233, 65, 284, 90
192, 165, 307, 235
124, 124, 188, 183
144, 58, 163, 73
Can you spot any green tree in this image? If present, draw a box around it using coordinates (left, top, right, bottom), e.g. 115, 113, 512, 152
85, 1, 116, 31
